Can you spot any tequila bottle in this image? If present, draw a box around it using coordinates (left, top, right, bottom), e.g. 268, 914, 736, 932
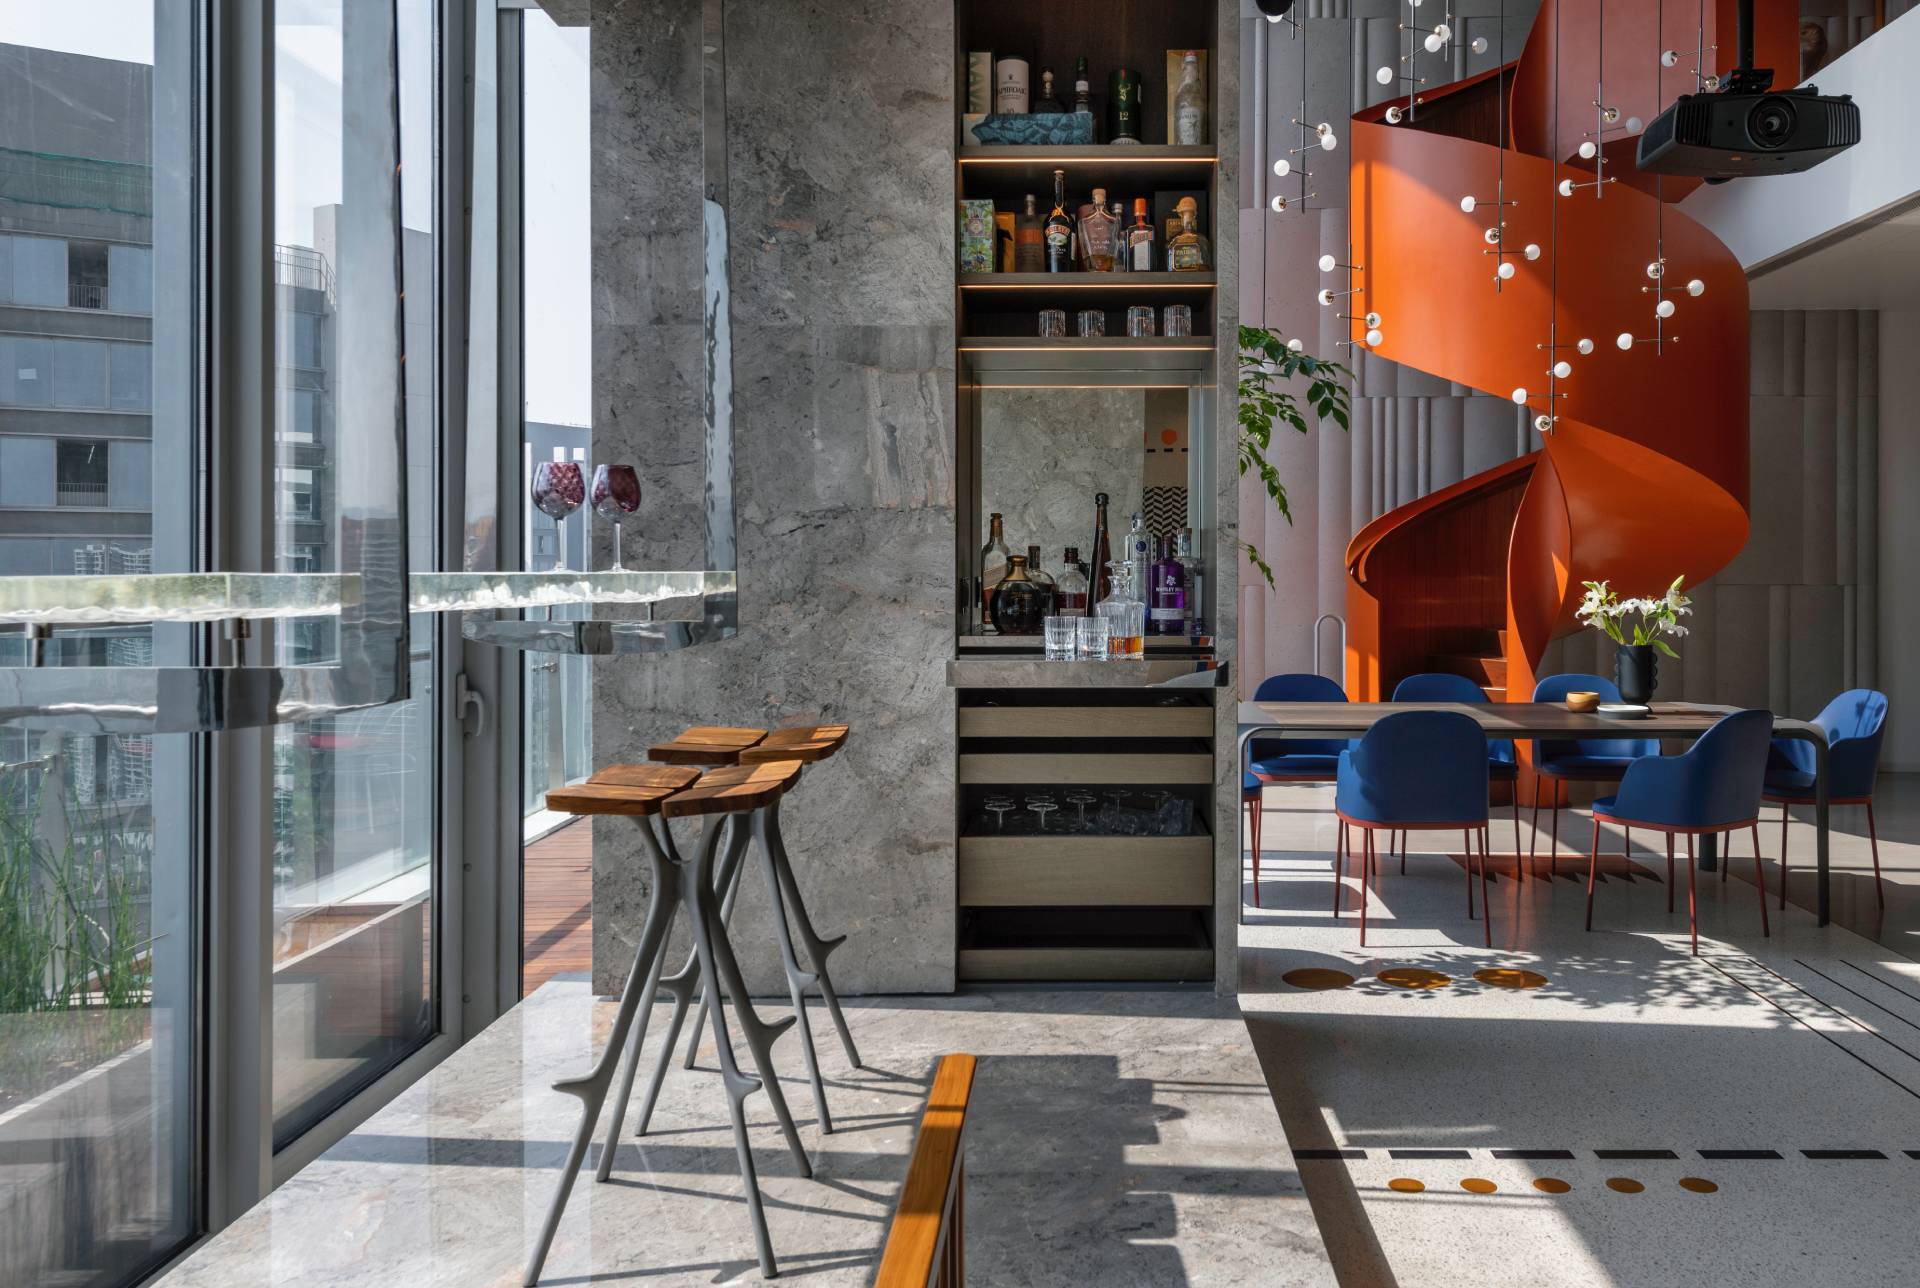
1078, 187, 1118, 271
979, 511, 1011, 633
1045, 169, 1075, 273
1169, 207, 1208, 272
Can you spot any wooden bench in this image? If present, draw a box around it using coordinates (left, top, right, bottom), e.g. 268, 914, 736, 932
874, 1053, 978, 1288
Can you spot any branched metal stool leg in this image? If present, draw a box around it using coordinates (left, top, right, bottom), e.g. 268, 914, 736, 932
762, 795, 862, 1069
524, 819, 679, 1286
751, 803, 833, 1132
684, 818, 753, 1070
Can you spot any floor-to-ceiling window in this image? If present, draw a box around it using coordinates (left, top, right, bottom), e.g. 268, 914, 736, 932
0, 4, 199, 1285
518, 7, 593, 995
267, 0, 440, 1147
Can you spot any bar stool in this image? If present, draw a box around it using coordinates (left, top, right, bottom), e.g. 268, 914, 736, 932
525, 761, 809, 1284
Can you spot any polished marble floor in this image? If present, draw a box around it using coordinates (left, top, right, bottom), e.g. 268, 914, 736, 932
160, 980, 1333, 1287
1240, 776, 1920, 1288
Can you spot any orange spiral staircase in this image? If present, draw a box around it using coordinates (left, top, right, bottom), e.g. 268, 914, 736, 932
1342, 0, 1795, 715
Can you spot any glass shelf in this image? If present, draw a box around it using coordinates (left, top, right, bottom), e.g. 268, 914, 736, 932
0, 570, 735, 627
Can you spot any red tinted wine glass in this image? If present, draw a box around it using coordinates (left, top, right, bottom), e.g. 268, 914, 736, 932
530, 460, 585, 571
590, 464, 642, 571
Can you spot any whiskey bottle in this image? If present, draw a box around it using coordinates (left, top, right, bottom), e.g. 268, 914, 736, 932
1169, 207, 1207, 272
1015, 194, 1045, 272
1173, 50, 1206, 145
1090, 491, 1114, 606
1034, 67, 1066, 114
1026, 544, 1058, 615
1045, 169, 1076, 273
1079, 187, 1118, 271
1121, 197, 1156, 272
1108, 67, 1142, 145
1072, 56, 1093, 119
1055, 546, 1090, 614
989, 554, 1047, 636
1149, 534, 1189, 634
979, 511, 1011, 633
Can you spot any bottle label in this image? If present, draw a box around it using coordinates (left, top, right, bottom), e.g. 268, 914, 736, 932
1175, 104, 1204, 145
1129, 237, 1153, 271
1150, 606, 1184, 622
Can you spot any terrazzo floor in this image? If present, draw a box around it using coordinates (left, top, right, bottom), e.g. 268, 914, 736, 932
1240, 777, 1920, 1288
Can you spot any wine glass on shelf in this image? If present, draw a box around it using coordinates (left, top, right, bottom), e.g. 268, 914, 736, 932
590, 464, 642, 571
530, 460, 586, 572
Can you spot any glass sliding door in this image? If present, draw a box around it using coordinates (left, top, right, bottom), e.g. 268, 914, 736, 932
518, 7, 593, 996
267, 0, 439, 1147
0, 3, 201, 1285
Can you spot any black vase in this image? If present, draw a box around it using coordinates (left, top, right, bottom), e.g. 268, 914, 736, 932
1614, 643, 1658, 705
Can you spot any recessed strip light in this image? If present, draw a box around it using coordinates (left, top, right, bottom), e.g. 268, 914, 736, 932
958, 154, 1218, 165
959, 281, 1215, 290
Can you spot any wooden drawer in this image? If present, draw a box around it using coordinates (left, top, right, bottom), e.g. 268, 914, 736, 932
958, 751, 1212, 785
957, 705, 1213, 739
958, 834, 1212, 906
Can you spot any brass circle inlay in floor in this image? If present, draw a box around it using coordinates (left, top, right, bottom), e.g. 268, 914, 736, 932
1605, 1177, 1646, 1194
1378, 967, 1453, 990
1388, 1178, 1425, 1194
1678, 1177, 1719, 1194
1532, 1177, 1572, 1194
1283, 967, 1358, 990
1460, 1178, 1499, 1194
1474, 967, 1548, 990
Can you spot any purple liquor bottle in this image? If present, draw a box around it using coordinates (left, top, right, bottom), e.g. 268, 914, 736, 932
1149, 534, 1188, 635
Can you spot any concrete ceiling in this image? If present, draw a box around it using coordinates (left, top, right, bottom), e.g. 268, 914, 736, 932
1748, 201, 1920, 310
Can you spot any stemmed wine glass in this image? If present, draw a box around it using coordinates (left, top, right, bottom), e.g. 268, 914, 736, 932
591, 464, 642, 571
530, 460, 586, 572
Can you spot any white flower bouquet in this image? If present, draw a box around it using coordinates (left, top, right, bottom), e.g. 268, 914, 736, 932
1575, 576, 1692, 659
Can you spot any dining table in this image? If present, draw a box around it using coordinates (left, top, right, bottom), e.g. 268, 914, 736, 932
1237, 700, 1833, 926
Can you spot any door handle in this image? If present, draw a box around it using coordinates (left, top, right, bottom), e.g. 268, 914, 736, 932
455, 671, 488, 739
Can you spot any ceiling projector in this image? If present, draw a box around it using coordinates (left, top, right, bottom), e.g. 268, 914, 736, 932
1636, 0, 1860, 181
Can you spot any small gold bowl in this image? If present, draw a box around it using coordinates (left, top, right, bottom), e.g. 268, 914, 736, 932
1565, 691, 1601, 713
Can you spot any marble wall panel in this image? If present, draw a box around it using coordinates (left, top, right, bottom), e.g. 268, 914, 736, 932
980, 388, 1146, 568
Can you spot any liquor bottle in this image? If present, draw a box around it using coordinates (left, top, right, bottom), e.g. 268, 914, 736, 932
1108, 67, 1142, 145
989, 554, 1047, 635
1099, 559, 1146, 657
1072, 56, 1093, 120
1089, 491, 1114, 606
979, 511, 1011, 633
1107, 200, 1129, 273
1025, 544, 1058, 615
1044, 169, 1076, 273
1055, 546, 1090, 614
1015, 194, 1045, 272
1123, 511, 1151, 601
1078, 187, 1118, 271
1034, 67, 1066, 114
1173, 50, 1207, 145
1121, 197, 1156, 272
996, 57, 1030, 114
1149, 534, 1190, 634
1175, 525, 1202, 637
1169, 207, 1207, 272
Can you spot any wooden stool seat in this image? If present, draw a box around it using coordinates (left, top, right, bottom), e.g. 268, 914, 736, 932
738, 725, 849, 765
661, 761, 804, 818
548, 763, 700, 816
649, 725, 768, 766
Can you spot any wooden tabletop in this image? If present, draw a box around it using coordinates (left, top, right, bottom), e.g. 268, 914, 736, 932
1239, 700, 1823, 743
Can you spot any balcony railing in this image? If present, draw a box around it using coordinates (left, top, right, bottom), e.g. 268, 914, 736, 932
68, 282, 108, 310
55, 484, 111, 508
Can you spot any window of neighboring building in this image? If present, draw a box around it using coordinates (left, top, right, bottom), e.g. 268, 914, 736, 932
9, 235, 68, 307
108, 244, 152, 313
1, 336, 52, 406
67, 241, 110, 309
49, 338, 108, 409
109, 342, 151, 410
55, 439, 111, 507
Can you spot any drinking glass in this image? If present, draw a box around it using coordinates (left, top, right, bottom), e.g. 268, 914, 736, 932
1127, 305, 1155, 337
590, 464, 643, 570
530, 460, 586, 571
1076, 615, 1112, 659
1163, 304, 1193, 337
1076, 308, 1106, 337
1044, 615, 1077, 660
1038, 308, 1067, 338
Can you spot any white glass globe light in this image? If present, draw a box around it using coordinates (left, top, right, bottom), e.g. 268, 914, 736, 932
1317, 253, 1336, 272
1273, 158, 1291, 177
1317, 289, 1335, 305
1578, 140, 1598, 159
1577, 337, 1595, 354
1661, 49, 1680, 67
1552, 360, 1572, 378
1376, 66, 1395, 85
1471, 36, 1489, 54
1483, 226, 1503, 245
1616, 331, 1635, 350
1366, 328, 1385, 347
1511, 387, 1529, 404
1460, 195, 1477, 212
1524, 243, 1541, 260
1287, 337, 1305, 351
1319, 128, 1339, 151
1384, 105, 1405, 124
1626, 116, 1644, 133
1687, 278, 1706, 297
1646, 259, 1665, 279
1270, 195, 1288, 213
1656, 298, 1676, 319
1434, 23, 1452, 40
1497, 261, 1516, 280
1363, 311, 1382, 328
1558, 178, 1576, 197
1424, 33, 1444, 53
1534, 414, 1555, 433
1602, 105, 1621, 124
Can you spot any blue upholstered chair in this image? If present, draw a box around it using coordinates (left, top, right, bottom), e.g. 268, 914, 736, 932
1588, 708, 1773, 954
1530, 673, 1660, 874
1243, 772, 1265, 906
1392, 672, 1523, 868
1765, 688, 1889, 910
1246, 673, 1350, 908
1333, 711, 1492, 947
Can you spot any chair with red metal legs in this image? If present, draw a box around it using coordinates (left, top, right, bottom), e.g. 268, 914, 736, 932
1243, 772, 1264, 904
1248, 673, 1351, 908
1333, 711, 1493, 948
1587, 708, 1773, 955
1530, 674, 1660, 876
1763, 689, 1888, 912
1391, 672, 1525, 876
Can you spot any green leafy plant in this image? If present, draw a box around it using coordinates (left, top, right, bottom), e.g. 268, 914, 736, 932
1237, 325, 1353, 588
1575, 576, 1693, 658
